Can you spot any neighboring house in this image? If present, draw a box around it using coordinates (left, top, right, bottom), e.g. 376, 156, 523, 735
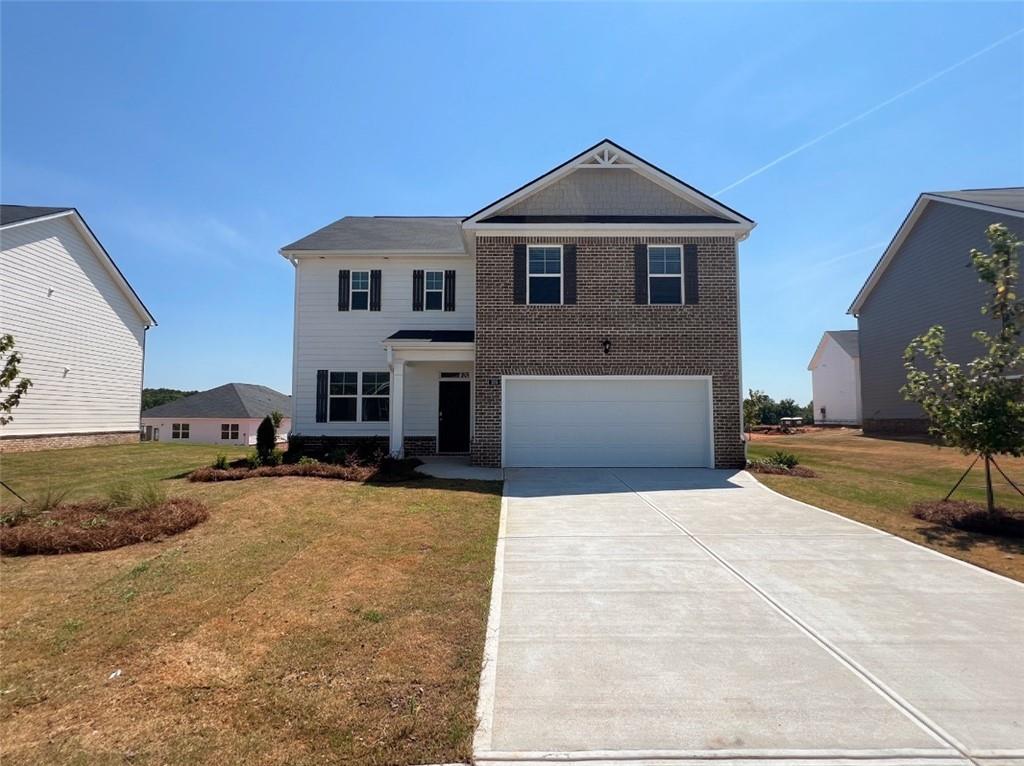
281, 140, 755, 468
0, 205, 156, 452
849, 188, 1024, 435
141, 383, 291, 445
807, 330, 861, 425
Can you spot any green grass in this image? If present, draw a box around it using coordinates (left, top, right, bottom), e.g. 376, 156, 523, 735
0, 443, 502, 766
749, 430, 1024, 580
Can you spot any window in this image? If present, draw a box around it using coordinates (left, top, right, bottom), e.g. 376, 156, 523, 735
328, 371, 390, 422
350, 271, 370, 310
361, 372, 391, 422
171, 423, 189, 439
648, 246, 683, 304
221, 423, 239, 440
424, 271, 444, 311
329, 371, 358, 421
528, 246, 562, 304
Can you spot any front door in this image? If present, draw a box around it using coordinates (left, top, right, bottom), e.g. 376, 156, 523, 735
438, 380, 471, 453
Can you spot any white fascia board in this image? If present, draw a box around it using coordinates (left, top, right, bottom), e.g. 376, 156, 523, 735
848, 194, 1024, 316
279, 248, 468, 259
0, 209, 77, 231
807, 333, 831, 371
463, 223, 753, 238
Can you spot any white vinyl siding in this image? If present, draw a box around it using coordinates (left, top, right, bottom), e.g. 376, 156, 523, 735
292, 256, 474, 435
503, 377, 712, 468
810, 338, 862, 425
0, 216, 147, 436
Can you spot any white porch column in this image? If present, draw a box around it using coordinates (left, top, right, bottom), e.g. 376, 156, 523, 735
389, 360, 405, 456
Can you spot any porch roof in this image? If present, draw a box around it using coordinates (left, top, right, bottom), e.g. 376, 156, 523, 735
385, 330, 474, 344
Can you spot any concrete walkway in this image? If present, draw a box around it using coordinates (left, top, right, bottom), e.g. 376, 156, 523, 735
474, 468, 1024, 766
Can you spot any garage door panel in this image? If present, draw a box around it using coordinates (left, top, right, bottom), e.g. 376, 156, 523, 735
503, 378, 711, 468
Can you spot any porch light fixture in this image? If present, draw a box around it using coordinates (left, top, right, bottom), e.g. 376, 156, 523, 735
602, 338, 612, 355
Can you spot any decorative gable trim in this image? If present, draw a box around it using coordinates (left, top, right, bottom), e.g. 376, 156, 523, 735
462, 139, 755, 232
848, 193, 1024, 316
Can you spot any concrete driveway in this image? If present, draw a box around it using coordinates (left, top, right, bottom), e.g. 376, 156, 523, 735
474, 468, 1024, 766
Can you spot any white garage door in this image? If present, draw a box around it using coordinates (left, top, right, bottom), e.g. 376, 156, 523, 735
503, 377, 712, 468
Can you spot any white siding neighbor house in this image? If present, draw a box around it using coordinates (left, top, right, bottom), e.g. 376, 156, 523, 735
0, 205, 156, 452
808, 330, 861, 425
141, 383, 291, 446
281, 140, 755, 468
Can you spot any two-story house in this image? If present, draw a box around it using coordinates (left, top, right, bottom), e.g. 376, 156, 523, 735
281, 140, 755, 468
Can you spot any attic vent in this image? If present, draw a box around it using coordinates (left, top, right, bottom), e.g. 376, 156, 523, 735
579, 147, 636, 168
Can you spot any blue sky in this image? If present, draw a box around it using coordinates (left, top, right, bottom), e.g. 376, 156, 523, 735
3, 2, 1022, 402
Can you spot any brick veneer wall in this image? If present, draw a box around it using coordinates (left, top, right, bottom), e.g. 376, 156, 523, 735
0, 430, 139, 453
403, 436, 438, 456
472, 235, 745, 469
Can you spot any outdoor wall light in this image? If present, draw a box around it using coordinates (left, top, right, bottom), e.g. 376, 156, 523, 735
602, 338, 612, 355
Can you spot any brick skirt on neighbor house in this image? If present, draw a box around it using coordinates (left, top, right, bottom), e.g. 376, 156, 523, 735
0, 430, 140, 453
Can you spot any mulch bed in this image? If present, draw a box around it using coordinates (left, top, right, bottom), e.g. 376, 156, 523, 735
912, 500, 1024, 538
0, 498, 209, 556
746, 463, 818, 478
188, 458, 422, 484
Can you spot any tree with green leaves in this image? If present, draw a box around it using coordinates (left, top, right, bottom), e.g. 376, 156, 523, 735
902, 223, 1024, 512
256, 415, 277, 463
743, 389, 771, 430
270, 410, 284, 429
0, 334, 32, 426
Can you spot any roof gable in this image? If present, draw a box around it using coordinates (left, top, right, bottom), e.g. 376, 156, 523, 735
849, 189, 1024, 315
808, 330, 859, 370
463, 139, 754, 229
142, 383, 290, 419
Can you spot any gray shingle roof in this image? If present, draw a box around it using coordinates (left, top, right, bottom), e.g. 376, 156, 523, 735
826, 330, 859, 358
1, 205, 73, 226
281, 216, 466, 253
930, 188, 1024, 214
142, 383, 291, 419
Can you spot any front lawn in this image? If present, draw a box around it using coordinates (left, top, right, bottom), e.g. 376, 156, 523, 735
748, 429, 1024, 581
0, 444, 501, 765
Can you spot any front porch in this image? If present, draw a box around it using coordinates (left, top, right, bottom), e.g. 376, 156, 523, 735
383, 330, 475, 458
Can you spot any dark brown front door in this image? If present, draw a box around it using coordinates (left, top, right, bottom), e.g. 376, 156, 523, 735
438, 380, 471, 453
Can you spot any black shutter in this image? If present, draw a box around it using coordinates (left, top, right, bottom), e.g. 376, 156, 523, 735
683, 244, 699, 305
634, 244, 648, 304
513, 244, 527, 305
412, 270, 424, 311
315, 369, 328, 422
444, 269, 456, 311
338, 270, 350, 311
369, 269, 382, 311
563, 244, 577, 305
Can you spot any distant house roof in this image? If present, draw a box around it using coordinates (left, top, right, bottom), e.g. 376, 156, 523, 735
0, 205, 74, 226
848, 188, 1024, 315
384, 330, 475, 343
142, 383, 291, 419
1, 204, 156, 326
808, 330, 859, 370
281, 216, 466, 254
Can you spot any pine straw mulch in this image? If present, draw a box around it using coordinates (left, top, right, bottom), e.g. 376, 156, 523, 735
188, 458, 422, 484
912, 500, 1024, 538
746, 462, 818, 478
0, 498, 209, 556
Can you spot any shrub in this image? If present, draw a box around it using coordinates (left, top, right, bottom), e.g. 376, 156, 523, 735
297, 456, 319, 466
28, 486, 69, 513
326, 447, 348, 465
213, 454, 229, 469
256, 416, 276, 462
136, 482, 166, 510
106, 480, 135, 508
245, 451, 262, 469
771, 451, 799, 469
262, 450, 283, 467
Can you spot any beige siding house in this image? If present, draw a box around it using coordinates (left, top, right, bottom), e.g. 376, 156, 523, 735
0, 206, 155, 451
141, 383, 291, 446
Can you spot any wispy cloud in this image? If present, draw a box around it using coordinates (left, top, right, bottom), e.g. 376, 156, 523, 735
715, 26, 1024, 196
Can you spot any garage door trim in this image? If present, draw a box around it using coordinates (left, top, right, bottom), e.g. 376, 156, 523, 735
500, 375, 715, 468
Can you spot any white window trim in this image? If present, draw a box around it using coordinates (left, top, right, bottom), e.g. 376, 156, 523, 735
648, 244, 684, 306
328, 370, 391, 423
527, 244, 563, 305
423, 269, 446, 312
172, 422, 190, 440
350, 270, 370, 311
220, 423, 239, 440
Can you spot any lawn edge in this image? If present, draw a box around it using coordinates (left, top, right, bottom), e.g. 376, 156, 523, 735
745, 470, 1024, 589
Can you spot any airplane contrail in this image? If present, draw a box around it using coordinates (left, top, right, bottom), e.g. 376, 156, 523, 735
715, 27, 1024, 196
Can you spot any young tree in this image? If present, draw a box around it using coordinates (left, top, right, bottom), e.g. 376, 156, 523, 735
256, 415, 277, 462
902, 223, 1024, 512
743, 389, 773, 430
269, 410, 284, 429
0, 334, 32, 426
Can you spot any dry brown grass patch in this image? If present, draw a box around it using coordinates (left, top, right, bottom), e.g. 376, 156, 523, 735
0, 498, 208, 556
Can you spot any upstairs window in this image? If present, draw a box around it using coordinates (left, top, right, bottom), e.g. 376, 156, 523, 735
221, 423, 239, 440
425, 271, 445, 311
329, 372, 358, 421
648, 246, 683, 304
350, 271, 370, 310
528, 246, 562, 304
172, 423, 190, 439
361, 372, 391, 422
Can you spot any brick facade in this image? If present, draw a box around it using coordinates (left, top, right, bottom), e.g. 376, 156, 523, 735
403, 436, 438, 456
472, 235, 745, 469
0, 430, 139, 453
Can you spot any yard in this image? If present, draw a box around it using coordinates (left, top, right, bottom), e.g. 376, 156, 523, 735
0, 444, 501, 766
749, 429, 1024, 581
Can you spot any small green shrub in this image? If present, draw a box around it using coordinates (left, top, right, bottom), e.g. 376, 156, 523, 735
213, 454, 229, 469
771, 451, 799, 469
297, 456, 319, 466
256, 416, 276, 463
28, 486, 69, 513
0, 507, 34, 527
245, 451, 262, 469
136, 482, 167, 510
326, 447, 348, 465
106, 480, 135, 508
262, 450, 283, 467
